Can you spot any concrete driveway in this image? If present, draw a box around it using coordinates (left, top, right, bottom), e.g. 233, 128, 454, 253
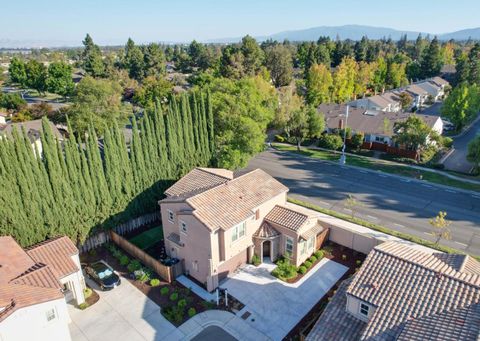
443, 116, 480, 173
68, 278, 183, 341
221, 259, 348, 341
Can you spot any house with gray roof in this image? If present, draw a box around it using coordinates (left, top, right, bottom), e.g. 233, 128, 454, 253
159, 167, 328, 291
349, 93, 401, 113
307, 241, 480, 341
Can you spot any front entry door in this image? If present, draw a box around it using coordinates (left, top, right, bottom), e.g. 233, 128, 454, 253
263, 241, 271, 259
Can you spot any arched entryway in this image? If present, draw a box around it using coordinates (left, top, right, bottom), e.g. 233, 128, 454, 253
262, 240, 271, 261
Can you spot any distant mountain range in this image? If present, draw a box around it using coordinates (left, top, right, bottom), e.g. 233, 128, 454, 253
1, 25, 480, 48
207, 25, 480, 43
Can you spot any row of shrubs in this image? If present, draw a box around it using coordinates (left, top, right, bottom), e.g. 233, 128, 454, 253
272, 249, 326, 281
298, 250, 324, 275
160, 285, 198, 323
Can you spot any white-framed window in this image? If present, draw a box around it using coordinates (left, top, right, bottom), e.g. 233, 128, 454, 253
180, 220, 187, 234
285, 237, 293, 255
46, 308, 56, 321
167, 209, 174, 223
359, 303, 370, 317
307, 237, 314, 250
300, 240, 307, 255
231, 221, 246, 242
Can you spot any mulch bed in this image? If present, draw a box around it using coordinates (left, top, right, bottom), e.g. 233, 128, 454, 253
282, 241, 366, 341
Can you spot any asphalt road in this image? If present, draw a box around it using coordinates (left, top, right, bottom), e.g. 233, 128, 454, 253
443, 117, 480, 173
247, 149, 480, 256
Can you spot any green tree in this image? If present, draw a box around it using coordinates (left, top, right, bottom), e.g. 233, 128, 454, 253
285, 106, 325, 150
467, 134, 480, 173
46, 61, 75, 97
274, 85, 303, 129
143, 43, 166, 77
468, 43, 480, 85
441, 84, 474, 130
420, 37, 443, 78
351, 132, 365, 150
123, 38, 145, 80
306, 64, 333, 106
68, 77, 131, 134
241, 35, 264, 76
8, 57, 27, 87
133, 76, 173, 108
393, 115, 438, 159
398, 92, 413, 111
333, 57, 357, 102
82, 34, 104, 77
25, 60, 48, 95
264, 44, 293, 87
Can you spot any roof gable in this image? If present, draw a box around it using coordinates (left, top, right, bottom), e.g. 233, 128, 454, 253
164, 167, 231, 198
265, 205, 309, 232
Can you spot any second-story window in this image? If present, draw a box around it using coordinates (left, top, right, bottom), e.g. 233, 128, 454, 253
231, 221, 246, 242
167, 209, 174, 223
360, 303, 370, 317
180, 220, 187, 234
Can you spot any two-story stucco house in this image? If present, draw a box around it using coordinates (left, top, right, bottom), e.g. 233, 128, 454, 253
349, 94, 401, 113
0, 236, 86, 341
307, 242, 480, 341
159, 168, 328, 291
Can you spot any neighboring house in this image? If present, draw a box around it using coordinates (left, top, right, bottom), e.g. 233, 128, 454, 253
307, 241, 480, 341
429, 76, 450, 91
349, 93, 400, 113
159, 167, 328, 291
0, 119, 63, 155
405, 84, 430, 108
0, 236, 85, 341
415, 81, 444, 101
318, 103, 443, 147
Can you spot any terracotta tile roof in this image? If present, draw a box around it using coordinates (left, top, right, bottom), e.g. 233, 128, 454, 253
27, 235, 79, 278
164, 167, 232, 198
347, 242, 480, 340
430, 76, 449, 87
306, 279, 367, 341
0, 119, 63, 143
265, 205, 309, 232
254, 222, 281, 239
300, 223, 324, 241
0, 236, 66, 322
186, 169, 288, 231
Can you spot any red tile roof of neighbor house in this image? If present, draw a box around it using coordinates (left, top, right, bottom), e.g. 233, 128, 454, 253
308, 241, 480, 341
186, 169, 288, 231
0, 236, 79, 322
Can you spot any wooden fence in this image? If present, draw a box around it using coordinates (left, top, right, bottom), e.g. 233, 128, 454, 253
78, 212, 160, 253
316, 228, 330, 250
109, 230, 184, 283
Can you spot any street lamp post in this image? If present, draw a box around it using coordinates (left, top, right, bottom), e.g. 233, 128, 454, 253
339, 105, 349, 165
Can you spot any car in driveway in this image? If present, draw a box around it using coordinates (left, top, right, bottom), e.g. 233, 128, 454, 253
84, 260, 121, 290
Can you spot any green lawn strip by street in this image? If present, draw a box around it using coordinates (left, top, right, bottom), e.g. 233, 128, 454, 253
288, 197, 480, 261
273, 143, 480, 192
129, 226, 164, 250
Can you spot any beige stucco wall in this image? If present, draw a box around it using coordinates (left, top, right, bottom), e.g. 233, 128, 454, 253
0, 298, 71, 341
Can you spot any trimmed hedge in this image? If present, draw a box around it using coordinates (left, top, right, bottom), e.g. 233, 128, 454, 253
298, 266, 307, 274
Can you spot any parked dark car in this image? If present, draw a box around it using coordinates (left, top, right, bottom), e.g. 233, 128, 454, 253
84, 261, 121, 290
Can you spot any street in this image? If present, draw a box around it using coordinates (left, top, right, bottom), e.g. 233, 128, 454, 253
247, 149, 480, 256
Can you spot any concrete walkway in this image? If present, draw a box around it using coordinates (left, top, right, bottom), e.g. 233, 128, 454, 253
176, 275, 216, 302
222, 258, 348, 341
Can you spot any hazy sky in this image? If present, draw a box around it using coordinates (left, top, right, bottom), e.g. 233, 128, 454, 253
2, 0, 479, 45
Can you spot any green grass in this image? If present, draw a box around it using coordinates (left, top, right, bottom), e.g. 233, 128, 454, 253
273, 143, 480, 192
129, 226, 164, 250
288, 197, 480, 261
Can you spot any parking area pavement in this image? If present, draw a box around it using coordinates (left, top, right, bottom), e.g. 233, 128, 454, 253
68, 277, 183, 341
221, 259, 348, 341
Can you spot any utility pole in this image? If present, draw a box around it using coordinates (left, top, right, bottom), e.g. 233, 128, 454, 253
339, 105, 349, 165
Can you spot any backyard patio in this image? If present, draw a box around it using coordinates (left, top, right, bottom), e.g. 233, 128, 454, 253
221, 258, 348, 341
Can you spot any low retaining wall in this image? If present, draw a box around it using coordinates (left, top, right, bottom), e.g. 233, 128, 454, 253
110, 230, 184, 283
78, 212, 160, 253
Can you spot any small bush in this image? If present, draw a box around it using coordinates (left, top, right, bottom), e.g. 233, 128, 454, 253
188, 307, 196, 317
309, 255, 317, 263
120, 255, 130, 266
342, 254, 347, 261
177, 298, 187, 308
150, 279, 161, 287
304, 260, 312, 269
318, 134, 343, 150
112, 249, 123, 259
78, 303, 89, 310
314, 250, 324, 259
271, 256, 297, 281
251, 254, 261, 266
274, 134, 285, 143
356, 260, 362, 266
83, 287, 93, 299
128, 259, 142, 272
163, 305, 184, 324
160, 287, 169, 295
323, 245, 334, 254
298, 266, 307, 274
442, 136, 454, 148
170, 292, 179, 301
